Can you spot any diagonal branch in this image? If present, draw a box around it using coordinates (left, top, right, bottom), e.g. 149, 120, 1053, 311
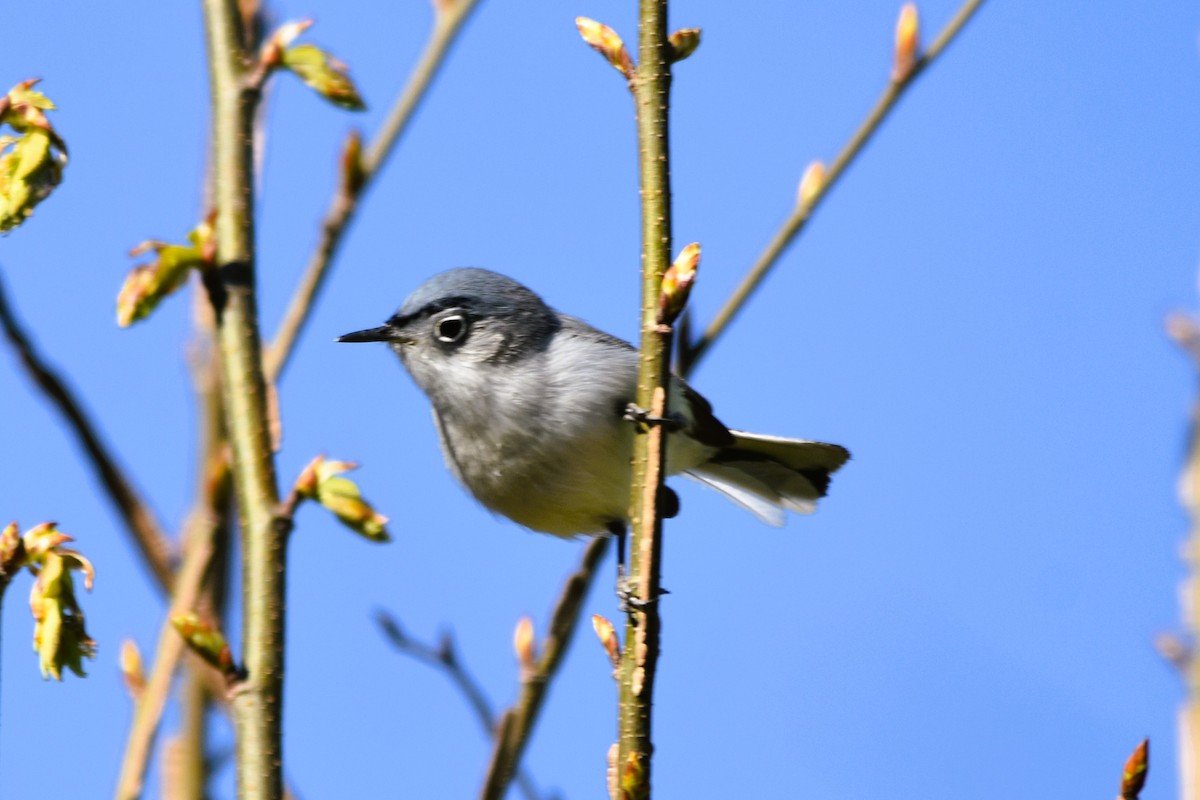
0, 268, 176, 591
375, 611, 550, 800
265, 0, 483, 381
679, 0, 988, 374
480, 536, 609, 800
114, 505, 221, 800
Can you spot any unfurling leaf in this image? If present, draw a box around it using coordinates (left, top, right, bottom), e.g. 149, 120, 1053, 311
658, 242, 700, 325
0, 80, 68, 233
282, 44, 366, 111
22, 524, 96, 681
576, 17, 635, 78
893, 3, 920, 82
296, 455, 391, 542
172, 613, 237, 678
668, 28, 702, 63
118, 213, 217, 327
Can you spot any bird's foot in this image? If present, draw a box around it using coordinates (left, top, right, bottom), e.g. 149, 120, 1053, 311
614, 568, 672, 614
623, 403, 685, 433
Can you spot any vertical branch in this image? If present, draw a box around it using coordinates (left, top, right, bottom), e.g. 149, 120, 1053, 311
114, 519, 218, 800
1168, 314, 1200, 800
619, 0, 673, 795
1184, 364, 1200, 800
201, 1, 286, 797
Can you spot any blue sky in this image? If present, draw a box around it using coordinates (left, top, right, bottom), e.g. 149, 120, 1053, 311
2, 1, 1198, 797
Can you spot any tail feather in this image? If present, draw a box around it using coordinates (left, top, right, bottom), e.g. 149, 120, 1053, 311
684, 433, 849, 525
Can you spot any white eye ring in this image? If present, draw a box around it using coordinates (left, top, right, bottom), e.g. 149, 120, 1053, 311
435, 314, 467, 344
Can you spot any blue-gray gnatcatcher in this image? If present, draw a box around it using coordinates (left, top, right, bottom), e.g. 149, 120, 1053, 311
339, 268, 849, 538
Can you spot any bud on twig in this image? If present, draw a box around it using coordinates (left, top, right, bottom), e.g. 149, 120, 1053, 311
1120, 738, 1149, 799
797, 160, 826, 209
340, 129, 366, 198
295, 455, 392, 542
0, 520, 25, 577
120, 639, 146, 701
893, 3, 920, 82
172, 613, 238, 681
118, 213, 217, 327
592, 614, 621, 669
668, 28, 702, 63
513, 616, 536, 675
432, 0, 460, 18
576, 18, 635, 79
658, 243, 700, 325
621, 751, 648, 800
281, 43, 367, 111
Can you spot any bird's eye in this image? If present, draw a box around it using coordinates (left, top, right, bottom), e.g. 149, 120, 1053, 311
434, 314, 467, 344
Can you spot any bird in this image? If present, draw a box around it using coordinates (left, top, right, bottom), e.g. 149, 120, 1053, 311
338, 268, 849, 539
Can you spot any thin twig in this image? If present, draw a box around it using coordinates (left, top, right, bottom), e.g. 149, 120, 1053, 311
479, 536, 609, 800
265, 0, 483, 381
114, 509, 219, 800
375, 611, 549, 800
0, 269, 177, 591
679, 0, 988, 374
1171, 312, 1200, 800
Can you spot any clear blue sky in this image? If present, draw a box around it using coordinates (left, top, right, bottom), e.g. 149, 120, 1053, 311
2, 1, 1197, 797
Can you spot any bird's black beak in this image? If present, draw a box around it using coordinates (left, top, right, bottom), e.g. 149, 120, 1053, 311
337, 325, 412, 344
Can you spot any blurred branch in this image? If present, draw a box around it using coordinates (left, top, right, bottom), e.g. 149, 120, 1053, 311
173, 323, 234, 800
0, 269, 176, 591
679, 0, 987, 374
375, 612, 548, 800
115, 507, 219, 800
480, 536, 609, 800
266, 0, 483, 380
1170, 311, 1200, 800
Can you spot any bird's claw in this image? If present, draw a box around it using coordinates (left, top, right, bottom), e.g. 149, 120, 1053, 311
623, 403, 685, 432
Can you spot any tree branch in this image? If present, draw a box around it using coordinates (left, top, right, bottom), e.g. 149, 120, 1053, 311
618, 2, 674, 797
0, 269, 176, 592
202, 1, 287, 796
265, 0, 483, 381
375, 611, 548, 800
679, 0, 987, 374
479, 536, 609, 800
114, 506, 220, 800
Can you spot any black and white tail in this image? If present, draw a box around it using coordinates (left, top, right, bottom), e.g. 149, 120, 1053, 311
686, 433, 850, 526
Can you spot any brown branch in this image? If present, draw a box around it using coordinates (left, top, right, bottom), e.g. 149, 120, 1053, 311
265, 0, 483, 381
202, 0, 288, 795
375, 611, 551, 800
679, 0, 988, 374
479, 536, 609, 800
114, 507, 220, 800
617, 3, 674, 797
0, 268, 176, 591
